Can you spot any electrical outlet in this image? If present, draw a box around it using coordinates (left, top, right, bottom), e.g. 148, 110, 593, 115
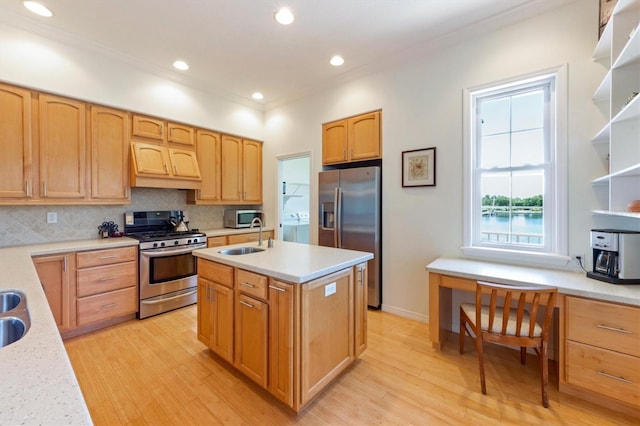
47, 212, 57, 224
572, 253, 584, 267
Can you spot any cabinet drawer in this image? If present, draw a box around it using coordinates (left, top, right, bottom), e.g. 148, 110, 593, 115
566, 297, 640, 357
566, 340, 640, 408
198, 259, 233, 287
227, 231, 273, 245
207, 236, 227, 247
237, 269, 268, 300
77, 246, 137, 268
77, 286, 137, 326
77, 261, 137, 297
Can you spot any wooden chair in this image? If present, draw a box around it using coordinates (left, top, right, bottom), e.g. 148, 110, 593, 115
459, 281, 557, 407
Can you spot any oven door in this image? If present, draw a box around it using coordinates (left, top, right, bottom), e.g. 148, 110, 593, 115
139, 244, 205, 300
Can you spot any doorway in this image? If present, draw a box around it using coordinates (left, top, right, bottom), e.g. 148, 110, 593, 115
277, 154, 310, 244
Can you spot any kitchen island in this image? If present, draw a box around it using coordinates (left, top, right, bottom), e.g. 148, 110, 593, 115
193, 240, 373, 412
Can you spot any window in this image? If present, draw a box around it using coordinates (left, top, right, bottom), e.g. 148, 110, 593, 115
463, 67, 568, 266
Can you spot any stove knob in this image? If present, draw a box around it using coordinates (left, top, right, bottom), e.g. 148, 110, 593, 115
160, 242, 165, 247
187, 239, 192, 244
174, 240, 179, 245
193, 238, 199, 243
153, 242, 158, 248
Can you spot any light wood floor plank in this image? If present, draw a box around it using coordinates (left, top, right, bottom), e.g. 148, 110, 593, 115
64, 306, 638, 425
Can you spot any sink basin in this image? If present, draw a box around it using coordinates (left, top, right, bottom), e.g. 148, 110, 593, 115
0, 291, 23, 314
218, 246, 266, 255
0, 317, 27, 348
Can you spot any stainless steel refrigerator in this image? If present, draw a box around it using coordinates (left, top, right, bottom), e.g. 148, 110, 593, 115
318, 166, 381, 308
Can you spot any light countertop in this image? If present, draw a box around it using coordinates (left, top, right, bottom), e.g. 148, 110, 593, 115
194, 240, 373, 283
203, 226, 275, 237
0, 237, 138, 426
427, 257, 640, 306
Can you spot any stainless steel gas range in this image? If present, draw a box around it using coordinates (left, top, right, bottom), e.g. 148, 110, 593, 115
124, 210, 206, 319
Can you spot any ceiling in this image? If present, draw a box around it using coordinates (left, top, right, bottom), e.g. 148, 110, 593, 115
0, 0, 575, 109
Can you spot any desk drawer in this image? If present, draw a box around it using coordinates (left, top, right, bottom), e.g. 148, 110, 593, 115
77, 261, 137, 297
566, 297, 640, 357
77, 286, 137, 326
566, 340, 640, 408
237, 269, 268, 300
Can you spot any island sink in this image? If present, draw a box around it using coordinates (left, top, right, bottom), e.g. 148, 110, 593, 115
218, 247, 266, 255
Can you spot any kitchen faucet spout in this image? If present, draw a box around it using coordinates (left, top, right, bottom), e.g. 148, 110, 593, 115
250, 217, 264, 246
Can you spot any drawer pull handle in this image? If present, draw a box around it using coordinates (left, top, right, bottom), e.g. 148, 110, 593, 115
596, 324, 632, 334
100, 303, 117, 310
596, 371, 633, 384
241, 282, 255, 288
99, 255, 117, 260
99, 277, 117, 282
240, 300, 254, 308
269, 285, 286, 292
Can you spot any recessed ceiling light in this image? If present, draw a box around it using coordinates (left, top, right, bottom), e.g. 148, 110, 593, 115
274, 8, 294, 25
23, 1, 53, 17
173, 60, 189, 71
252, 92, 264, 100
330, 56, 344, 66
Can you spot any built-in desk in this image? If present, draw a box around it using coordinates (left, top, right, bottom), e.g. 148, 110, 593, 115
426, 257, 640, 415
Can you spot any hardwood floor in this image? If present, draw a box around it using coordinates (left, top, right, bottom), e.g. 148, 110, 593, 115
64, 306, 636, 425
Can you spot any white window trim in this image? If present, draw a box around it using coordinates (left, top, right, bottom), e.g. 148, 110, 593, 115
461, 65, 570, 269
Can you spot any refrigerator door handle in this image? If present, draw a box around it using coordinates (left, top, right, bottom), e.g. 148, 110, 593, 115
335, 186, 342, 248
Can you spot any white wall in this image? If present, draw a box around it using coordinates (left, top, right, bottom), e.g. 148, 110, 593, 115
263, 1, 620, 321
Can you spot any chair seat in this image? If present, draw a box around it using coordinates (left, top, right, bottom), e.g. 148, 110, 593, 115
460, 302, 542, 337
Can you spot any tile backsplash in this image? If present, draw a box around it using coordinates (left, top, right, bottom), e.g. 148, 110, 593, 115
0, 188, 240, 247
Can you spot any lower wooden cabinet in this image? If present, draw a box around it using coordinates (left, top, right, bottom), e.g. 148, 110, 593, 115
268, 280, 295, 406
206, 231, 275, 248
235, 293, 269, 387
562, 296, 640, 413
355, 262, 368, 356
197, 260, 234, 362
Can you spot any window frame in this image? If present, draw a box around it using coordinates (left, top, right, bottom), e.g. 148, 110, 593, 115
462, 66, 569, 267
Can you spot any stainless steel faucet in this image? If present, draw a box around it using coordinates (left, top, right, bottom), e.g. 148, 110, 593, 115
250, 217, 263, 246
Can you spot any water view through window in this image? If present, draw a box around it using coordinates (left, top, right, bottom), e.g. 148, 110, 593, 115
481, 194, 543, 245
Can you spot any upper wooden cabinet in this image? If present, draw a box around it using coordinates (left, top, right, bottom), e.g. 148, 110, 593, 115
39, 94, 87, 199
130, 141, 201, 189
243, 139, 263, 203
187, 130, 221, 203
90, 106, 130, 202
0, 83, 32, 200
322, 110, 381, 165
132, 114, 164, 141
218, 135, 263, 204
167, 122, 195, 146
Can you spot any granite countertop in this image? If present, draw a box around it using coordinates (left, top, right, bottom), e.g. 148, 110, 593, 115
194, 240, 373, 283
0, 237, 139, 426
426, 257, 640, 306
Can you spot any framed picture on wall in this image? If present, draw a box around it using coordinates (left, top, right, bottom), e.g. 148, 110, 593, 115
402, 147, 436, 187
599, 0, 618, 38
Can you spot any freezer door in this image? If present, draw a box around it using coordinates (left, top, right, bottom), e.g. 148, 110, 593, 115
339, 167, 381, 308
318, 170, 339, 247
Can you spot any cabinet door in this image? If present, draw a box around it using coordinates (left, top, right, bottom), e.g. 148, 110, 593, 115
227, 230, 273, 245
243, 139, 263, 202
220, 135, 243, 201
197, 278, 213, 347
167, 123, 194, 146
132, 114, 164, 141
300, 267, 354, 405
355, 263, 368, 356
39, 94, 87, 199
90, 106, 129, 201
0, 84, 32, 199
269, 280, 295, 406
348, 111, 381, 161
168, 148, 201, 179
33, 254, 76, 332
235, 293, 268, 388
211, 282, 234, 362
131, 142, 170, 176
322, 119, 348, 165
195, 130, 221, 201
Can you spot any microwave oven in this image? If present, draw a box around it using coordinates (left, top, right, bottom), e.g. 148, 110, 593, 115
223, 209, 263, 229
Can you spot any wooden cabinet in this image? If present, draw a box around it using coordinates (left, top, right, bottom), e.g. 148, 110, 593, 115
220, 135, 263, 203
189, 130, 221, 203
322, 110, 381, 165
591, 1, 640, 218
33, 253, 76, 332
90, 106, 130, 201
130, 141, 201, 189
75, 246, 137, 327
242, 139, 263, 203
354, 262, 368, 356
132, 114, 164, 141
235, 293, 269, 387
197, 259, 234, 362
300, 267, 354, 406
0, 83, 32, 200
207, 236, 227, 248
268, 279, 295, 406
167, 122, 194, 146
563, 296, 640, 412
227, 231, 273, 245
39, 94, 87, 199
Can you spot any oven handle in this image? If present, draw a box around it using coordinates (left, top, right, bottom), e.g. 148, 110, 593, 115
140, 290, 198, 305
140, 244, 206, 257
